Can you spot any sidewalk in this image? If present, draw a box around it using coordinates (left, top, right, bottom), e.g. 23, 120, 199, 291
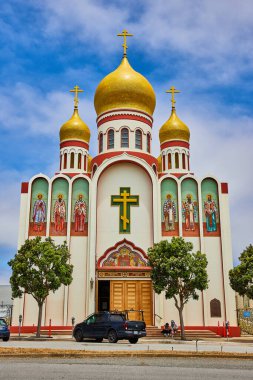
0, 334, 253, 358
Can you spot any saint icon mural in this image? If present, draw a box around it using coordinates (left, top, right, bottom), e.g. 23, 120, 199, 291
163, 194, 176, 231
204, 194, 217, 232
32, 193, 46, 232
182, 194, 198, 231
53, 193, 66, 232
74, 194, 87, 232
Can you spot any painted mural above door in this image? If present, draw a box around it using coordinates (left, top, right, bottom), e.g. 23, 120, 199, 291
97, 239, 150, 270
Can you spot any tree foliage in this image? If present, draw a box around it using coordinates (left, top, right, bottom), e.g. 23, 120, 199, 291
229, 244, 253, 299
8, 237, 73, 337
148, 237, 208, 340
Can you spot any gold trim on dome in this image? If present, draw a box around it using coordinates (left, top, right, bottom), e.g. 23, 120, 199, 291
94, 57, 156, 116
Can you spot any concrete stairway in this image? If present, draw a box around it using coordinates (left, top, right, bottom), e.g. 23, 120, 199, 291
146, 326, 221, 339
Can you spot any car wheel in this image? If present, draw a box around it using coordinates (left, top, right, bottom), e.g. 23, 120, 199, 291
95, 338, 103, 342
128, 337, 138, 344
3, 337, 9, 342
74, 329, 83, 342
107, 329, 118, 343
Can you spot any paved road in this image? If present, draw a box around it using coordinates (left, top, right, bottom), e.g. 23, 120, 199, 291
0, 357, 253, 380
1, 338, 253, 354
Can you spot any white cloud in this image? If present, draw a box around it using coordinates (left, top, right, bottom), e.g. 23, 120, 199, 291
33, 0, 253, 83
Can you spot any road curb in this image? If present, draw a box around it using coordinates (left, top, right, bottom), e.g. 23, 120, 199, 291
0, 348, 253, 359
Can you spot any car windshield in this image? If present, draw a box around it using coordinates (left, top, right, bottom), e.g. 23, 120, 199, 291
0, 319, 7, 326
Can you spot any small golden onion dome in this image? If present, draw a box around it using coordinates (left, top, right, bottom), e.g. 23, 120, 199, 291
157, 155, 162, 173
60, 109, 90, 143
159, 108, 190, 144
94, 57, 156, 116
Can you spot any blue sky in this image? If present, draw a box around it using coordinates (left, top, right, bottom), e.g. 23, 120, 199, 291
1, 0, 253, 284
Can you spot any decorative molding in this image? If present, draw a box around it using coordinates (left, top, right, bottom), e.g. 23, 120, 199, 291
21, 182, 29, 193
60, 140, 89, 150
161, 140, 190, 150
97, 238, 150, 270
97, 108, 153, 123
221, 183, 228, 194
91, 151, 158, 170
97, 271, 150, 278
97, 113, 152, 128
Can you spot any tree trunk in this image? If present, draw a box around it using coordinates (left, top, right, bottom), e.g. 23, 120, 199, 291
36, 303, 43, 338
179, 307, 186, 340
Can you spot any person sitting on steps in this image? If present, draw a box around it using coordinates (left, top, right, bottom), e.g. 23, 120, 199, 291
161, 322, 172, 337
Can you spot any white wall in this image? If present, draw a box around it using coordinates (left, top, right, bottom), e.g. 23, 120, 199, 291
96, 162, 153, 258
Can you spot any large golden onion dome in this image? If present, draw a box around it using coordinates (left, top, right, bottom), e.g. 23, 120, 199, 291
94, 57, 156, 116
159, 108, 190, 144
60, 109, 90, 143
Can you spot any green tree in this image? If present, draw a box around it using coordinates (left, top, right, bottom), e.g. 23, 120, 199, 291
148, 237, 208, 340
8, 237, 73, 337
229, 244, 253, 299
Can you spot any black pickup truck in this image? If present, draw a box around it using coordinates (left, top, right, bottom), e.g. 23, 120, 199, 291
73, 311, 146, 344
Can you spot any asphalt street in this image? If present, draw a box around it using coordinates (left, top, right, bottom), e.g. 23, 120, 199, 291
0, 357, 253, 380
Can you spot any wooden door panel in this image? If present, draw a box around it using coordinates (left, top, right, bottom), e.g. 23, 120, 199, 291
125, 282, 138, 320
110, 281, 124, 311
110, 280, 153, 324
139, 281, 153, 325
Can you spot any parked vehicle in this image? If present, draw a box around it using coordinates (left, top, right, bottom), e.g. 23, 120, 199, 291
73, 311, 146, 344
0, 318, 10, 341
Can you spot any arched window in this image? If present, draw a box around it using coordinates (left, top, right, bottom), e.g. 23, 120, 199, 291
83, 155, 87, 171
63, 153, 67, 169
182, 153, 186, 169
188, 155, 190, 170
162, 155, 166, 171
168, 153, 172, 169
108, 129, 114, 149
175, 152, 179, 169
99, 133, 103, 153
135, 129, 142, 149
121, 128, 129, 148
147, 133, 151, 153
78, 153, 82, 169
70, 152, 75, 169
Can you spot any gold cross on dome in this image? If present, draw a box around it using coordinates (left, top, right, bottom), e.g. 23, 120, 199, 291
70, 85, 84, 109
166, 86, 181, 109
117, 29, 133, 57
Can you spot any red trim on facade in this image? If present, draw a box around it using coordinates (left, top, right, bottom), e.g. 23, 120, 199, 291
10, 325, 241, 337
161, 140, 190, 150
60, 140, 89, 150
21, 182, 29, 193
54, 172, 91, 178
97, 113, 152, 128
221, 183, 228, 194
97, 108, 153, 122
91, 151, 158, 170
97, 238, 149, 268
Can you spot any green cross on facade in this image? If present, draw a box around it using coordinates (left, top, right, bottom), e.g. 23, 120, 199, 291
111, 187, 139, 233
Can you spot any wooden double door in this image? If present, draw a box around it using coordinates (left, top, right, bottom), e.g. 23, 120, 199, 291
110, 280, 153, 326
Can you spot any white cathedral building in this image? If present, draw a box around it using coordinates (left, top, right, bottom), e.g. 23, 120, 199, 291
13, 32, 238, 334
